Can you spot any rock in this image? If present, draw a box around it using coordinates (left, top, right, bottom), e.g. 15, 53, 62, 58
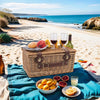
74, 24, 79, 25
16, 17, 48, 22
3, 15, 19, 24
28, 17, 48, 22
0, 17, 8, 28
82, 17, 100, 30
16, 17, 28, 20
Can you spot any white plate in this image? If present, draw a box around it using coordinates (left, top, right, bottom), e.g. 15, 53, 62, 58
62, 86, 81, 97
23, 46, 48, 51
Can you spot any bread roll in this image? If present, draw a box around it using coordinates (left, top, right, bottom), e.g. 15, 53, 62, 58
28, 42, 37, 48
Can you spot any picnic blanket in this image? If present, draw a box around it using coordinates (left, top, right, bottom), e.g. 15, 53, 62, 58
7, 62, 100, 100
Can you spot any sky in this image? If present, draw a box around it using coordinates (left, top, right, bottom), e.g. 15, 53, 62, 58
0, 0, 100, 15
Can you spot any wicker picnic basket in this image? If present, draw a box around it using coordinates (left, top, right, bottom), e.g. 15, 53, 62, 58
22, 47, 76, 77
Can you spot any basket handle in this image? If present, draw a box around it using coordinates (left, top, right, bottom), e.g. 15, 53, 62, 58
63, 48, 71, 62
34, 52, 44, 68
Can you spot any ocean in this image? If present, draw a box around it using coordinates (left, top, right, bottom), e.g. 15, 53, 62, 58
17, 14, 100, 29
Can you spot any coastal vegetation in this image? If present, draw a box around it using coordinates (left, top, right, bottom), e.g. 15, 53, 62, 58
82, 17, 100, 30
0, 33, 12, 43
0, 11, 19, 24
0, 11, 18, 43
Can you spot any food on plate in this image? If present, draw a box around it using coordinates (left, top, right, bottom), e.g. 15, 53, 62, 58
62, 75, 69, 81
41, 79, 47, 85
43, 85, 49, 90
53, 76, 61, 81
50, 85, 56, 90
59, 81, 67, 87
37, 40, 46, 48
38, 83, 44, 89
37, 78, 57, 90
45, 39, 51, 48
65, 87, 77, 96
28, 42, 37, 48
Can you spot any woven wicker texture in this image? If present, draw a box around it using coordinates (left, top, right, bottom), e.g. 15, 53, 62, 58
22, 47, 76, 77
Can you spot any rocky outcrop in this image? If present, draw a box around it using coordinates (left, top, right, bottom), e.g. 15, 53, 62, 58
16, 17, 28, 20
0, 11, 19, 24
82, 17, 100, 30
17, 17, 48, 22
0, 16, 8, 28
4, 15, 19, 24
28, 17, 48, 22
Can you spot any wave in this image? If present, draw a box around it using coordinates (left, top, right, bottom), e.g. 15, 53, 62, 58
46, 22, 82, 30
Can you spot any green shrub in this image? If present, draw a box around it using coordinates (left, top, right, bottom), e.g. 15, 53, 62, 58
0, 16, 8, 28
0, 33, 12, 43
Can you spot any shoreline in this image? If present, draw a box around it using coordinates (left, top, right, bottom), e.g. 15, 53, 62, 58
44, 21, 100, 35
0, 19, 100, 100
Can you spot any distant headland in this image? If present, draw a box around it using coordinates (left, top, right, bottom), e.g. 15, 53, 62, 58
12, 13, 47, 16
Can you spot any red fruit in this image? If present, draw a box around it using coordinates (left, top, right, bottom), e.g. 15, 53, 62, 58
62, 75, 69, 82
53, 76, 61, 81
59, 81, 67, 87
37, 40, 46, 48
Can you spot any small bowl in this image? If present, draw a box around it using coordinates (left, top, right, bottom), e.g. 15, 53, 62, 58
62, 75, 69, 82
36, 78, 58, 94
59, 81, 67, 88
53, 76, 61, 81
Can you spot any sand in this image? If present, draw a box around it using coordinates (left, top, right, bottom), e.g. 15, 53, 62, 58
0, 19, 100, 100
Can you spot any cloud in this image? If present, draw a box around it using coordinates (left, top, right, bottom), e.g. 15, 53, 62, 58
0, 2, 61, 14
1, 2, 61, 9
89, 4, 100, 7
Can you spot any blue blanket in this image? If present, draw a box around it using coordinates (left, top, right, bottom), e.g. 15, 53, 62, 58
7, 62, 100, 100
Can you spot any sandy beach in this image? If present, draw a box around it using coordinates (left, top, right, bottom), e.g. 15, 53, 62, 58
0, 19, 100, 100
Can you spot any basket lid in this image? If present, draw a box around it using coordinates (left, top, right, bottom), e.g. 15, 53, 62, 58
22, 47, 76, 55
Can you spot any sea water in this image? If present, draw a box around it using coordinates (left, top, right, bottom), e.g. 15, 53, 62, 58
16, 14, 100, 29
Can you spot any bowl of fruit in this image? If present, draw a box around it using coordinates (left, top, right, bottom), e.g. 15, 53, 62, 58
36, 78, 58, 94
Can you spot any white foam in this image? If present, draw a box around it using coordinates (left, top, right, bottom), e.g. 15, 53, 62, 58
46, 22, 82, 29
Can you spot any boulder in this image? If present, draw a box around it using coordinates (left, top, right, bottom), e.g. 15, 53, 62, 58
82, 17, 100, 30
0, 17, 8, 28
0, 11, 19, 24
3, 15, 19, 24
28, 17, 48, 22
16, 17, 28, 20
